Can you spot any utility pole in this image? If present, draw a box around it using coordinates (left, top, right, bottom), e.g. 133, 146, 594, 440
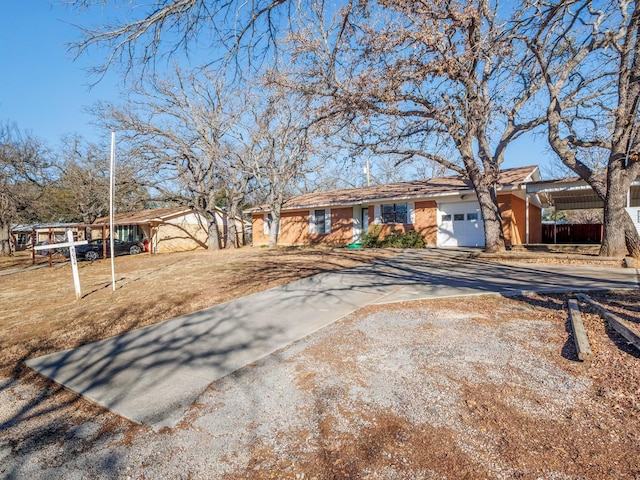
364, 158, 371, 187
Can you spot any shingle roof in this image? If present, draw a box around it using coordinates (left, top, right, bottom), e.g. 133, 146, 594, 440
92, 206, 195, 225
247, 166, 539, 213
11, 222, 81, 232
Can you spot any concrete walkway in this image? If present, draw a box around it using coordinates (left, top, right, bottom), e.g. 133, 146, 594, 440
26, 250, 639, 429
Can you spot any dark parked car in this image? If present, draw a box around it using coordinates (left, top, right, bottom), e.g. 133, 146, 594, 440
68, 239, 145, 261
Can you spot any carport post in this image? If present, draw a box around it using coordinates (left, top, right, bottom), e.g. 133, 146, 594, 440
48, 228, 53, 268
31, 229, 36, 265
525, 194, 530, 245
149, 223, 154, 254
147, 222, 152, 254
102, 225, 107, 258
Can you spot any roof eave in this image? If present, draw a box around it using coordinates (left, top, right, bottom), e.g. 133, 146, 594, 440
248, 185, 526, 214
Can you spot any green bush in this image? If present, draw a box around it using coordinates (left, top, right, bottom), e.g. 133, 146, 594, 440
360, 225, 382, 248
360, 227, 425, 249
386, 230, 426, 248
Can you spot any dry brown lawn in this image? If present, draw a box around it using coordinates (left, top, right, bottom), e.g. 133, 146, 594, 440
0, 246, 392, 375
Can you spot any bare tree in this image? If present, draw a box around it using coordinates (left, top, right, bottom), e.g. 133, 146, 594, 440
57, 135, 149, 236
219, 145, 254, 248
92, 68, 248, 250
0, 123, 50, 256
69, 0, 293, 80
245, 88, 321, 247
69, 1, 551, 253
524, 0, 640, 257
282, 0, 545, 252
311, 125, 448, 190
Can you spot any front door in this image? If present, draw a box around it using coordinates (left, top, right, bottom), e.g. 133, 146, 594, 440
352, 205, 369, 243
361, 206, 369, 237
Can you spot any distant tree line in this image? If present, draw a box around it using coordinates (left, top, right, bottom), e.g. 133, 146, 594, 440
0, 123, 151, 255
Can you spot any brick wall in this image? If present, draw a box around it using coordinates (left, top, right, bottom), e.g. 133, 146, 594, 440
414, 200, 438, 245
497, 194, 514, 246
498, 194, 542, 245
252, 194, 541, 247
252, 207, 354, 246
252, 214, 268, 246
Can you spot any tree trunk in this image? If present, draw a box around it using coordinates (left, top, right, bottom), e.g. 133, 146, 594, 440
574, 175, 640, 258
207, 214, 222, 251
623, 214, 640, 257
462, 156, 506, 253
82, 214, 93, 241
598, 147, 640, 257
475, 183, 506, 253
544, 125, 640, 258
226, 220, 239, 248
226, 196, 242, 248
601, 197, 629, 257
600, 165, 640, 257
268, 209, 281, 248
0, 221, 11, 256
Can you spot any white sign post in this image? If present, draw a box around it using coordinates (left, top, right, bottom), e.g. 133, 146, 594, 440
109, 131, 116, 292
34, 230, 88, 300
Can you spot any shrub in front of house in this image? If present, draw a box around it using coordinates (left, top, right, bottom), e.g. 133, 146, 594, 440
360, 225, 382, 248
360, 227, 425, 248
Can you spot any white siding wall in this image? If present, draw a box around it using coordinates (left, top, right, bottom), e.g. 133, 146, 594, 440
626, 207, 640, 235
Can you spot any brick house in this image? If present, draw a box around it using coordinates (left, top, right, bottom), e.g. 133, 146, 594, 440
248, 166, 543, 248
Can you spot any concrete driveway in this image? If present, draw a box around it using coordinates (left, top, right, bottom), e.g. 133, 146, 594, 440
26, 249, 639, 429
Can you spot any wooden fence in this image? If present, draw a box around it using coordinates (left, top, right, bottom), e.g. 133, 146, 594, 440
542, 224, 603, 244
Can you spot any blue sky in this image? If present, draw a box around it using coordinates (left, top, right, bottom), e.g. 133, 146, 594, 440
0, 1, 122, 147
0, 1, 560, 175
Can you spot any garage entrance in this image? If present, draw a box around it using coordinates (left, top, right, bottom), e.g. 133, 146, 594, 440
437, 202, 485, 247
526, 178, 640, 244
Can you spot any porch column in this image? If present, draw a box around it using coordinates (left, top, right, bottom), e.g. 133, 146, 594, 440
150, 223, 156, 254
149, 223, 154, 254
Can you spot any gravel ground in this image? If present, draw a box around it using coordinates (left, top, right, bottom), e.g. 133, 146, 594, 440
1, 292, 640, 479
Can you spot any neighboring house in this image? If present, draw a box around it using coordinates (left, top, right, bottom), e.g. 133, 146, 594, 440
11, 223, 85, 251
247, 166, 544, 248
91, 206, 246, 253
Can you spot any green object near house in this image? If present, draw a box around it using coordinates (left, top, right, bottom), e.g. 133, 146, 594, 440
346, 242, 363, 249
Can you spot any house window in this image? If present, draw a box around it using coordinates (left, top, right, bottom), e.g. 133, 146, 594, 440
453, 213, 465, 221
116, 225, 141, 242
467, 213, 478, 221
310, 209, 331, 234
441, 214, 452, 222
381, 203, 408, 224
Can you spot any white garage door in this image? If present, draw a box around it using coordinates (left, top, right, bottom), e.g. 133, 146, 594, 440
437, 202, 485, 247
